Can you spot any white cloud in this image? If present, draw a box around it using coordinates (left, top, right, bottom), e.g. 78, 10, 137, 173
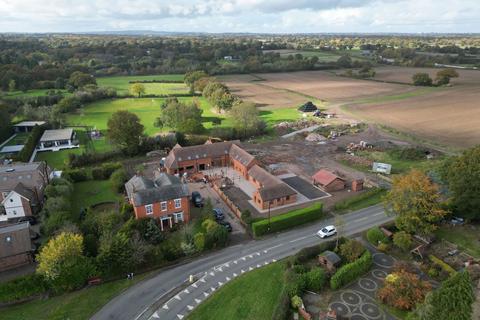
0, 0, 478, 33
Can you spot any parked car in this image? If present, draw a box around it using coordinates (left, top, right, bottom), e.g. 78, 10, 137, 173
217, 220, 232, 232
450, 216, 465, 225
16, 216, 38, 225
191, 191, 204, 207
213, 208, 225, 221
317, 225, 337, 238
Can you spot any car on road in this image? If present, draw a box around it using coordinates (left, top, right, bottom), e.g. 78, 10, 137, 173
191, 191, 204, 207
217, 220, 232, 232
213, 208, 225, 221
317, 225, 337, 238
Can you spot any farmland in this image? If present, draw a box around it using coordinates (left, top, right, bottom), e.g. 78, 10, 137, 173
96, 74, 188, 96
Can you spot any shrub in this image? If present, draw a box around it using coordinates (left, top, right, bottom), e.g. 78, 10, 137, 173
252, 203, 323, 237
330, 250, 372, 290
291, 295, 303, 309
194, 232, 205, 251
393, 231, 413, 251
429, 255, 456, 276
62, 168, 89, 182
0, 274, 48, 303
377, 242, 389, 252
366, 227, 388, 245
339, 239, 365, 263
304, 267, 327, 292
284, 269, 307, 298
292, 239, 338, 265
110, 168, 128, 192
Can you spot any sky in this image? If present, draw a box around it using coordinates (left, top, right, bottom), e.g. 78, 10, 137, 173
0, 0, 479, 34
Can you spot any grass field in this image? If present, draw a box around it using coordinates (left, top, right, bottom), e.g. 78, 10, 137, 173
435, 225, 480, 258
97, 74, 187, 96
1, 89, 69, 99
71, 180, 121, 214
187, 261, 285, 320
66, 97, 302, 136
0, 274, 148, 320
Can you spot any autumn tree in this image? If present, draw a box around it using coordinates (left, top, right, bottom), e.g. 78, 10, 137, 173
37, 232, 95, 292
435, 68, 459, 86
229, 102, 266, 138
393, 231, 413, 251
184, 70, 208, 93
440, 146, 480, 220
107, 110, 144, 154
384, 169, 447, 236
339, 239, 365, 263
130, 83, 146, 97
378, 270, 431, 310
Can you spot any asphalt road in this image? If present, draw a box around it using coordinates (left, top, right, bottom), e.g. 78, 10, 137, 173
92, 205, 392, 320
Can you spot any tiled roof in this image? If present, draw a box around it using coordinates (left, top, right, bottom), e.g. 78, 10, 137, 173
249, 165, 296, 201
0, 222, 33, 259
312, 169, 344, 186
164, 141, 239, 169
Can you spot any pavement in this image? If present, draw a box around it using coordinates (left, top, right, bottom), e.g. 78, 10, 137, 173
91, 204, 392, 320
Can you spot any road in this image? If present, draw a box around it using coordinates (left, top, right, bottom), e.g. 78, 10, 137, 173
92, 205, 392, 320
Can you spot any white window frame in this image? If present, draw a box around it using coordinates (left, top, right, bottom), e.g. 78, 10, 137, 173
174, 198, 182, 209
145, 204, 153, 215
161, 201, 167, 211
174, 212, 184, 223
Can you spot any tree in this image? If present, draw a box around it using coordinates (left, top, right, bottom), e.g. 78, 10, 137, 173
36, 232, 94, 292
410, 271, 474, 320
184, 70, 208, 93
130, 83, 146, 97
229, 102, 265, 138
107, 110, 144, 154
110, 168, 128, 192
8, 79, 16, 92
393, 231, 413, 251
440, 146, 480, 220
412, 73, 433, 86
68, 71, 96, 89
96, 232, 137, 276
435, 68, 459, 86
339, 239, 365, 263
55, 96, 82, 113
336, 55, 352, 68
160, 99, 204, 134
334, 215, 345, 249
384, 170, 447, 235
0, 106, 12, 141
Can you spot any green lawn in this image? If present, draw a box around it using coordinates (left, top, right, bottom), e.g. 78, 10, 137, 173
0, 275, 147, 320
66, 97, 302, 137
71, 180, 122, 214
4, 132, 30, 146
35, 147, 85, 170
97, 74, 187, 96
335, 188, 387, 214
435, 225, 480, 258
187, 261, 285, 320
1, 89, 69, 99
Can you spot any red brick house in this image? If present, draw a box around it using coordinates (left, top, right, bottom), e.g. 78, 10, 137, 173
164, 141, 297, 210
312, 169, 346, 192
125, 172, 190, 230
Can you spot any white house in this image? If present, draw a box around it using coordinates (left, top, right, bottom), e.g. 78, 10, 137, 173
0, 183, 36, 222
38, 128, 78, 151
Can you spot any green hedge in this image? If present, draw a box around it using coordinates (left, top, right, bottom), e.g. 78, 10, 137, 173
429, 255, 456, 276
0, 274, 48, 303
252, 203, 324, 237
330, 250, 373, 290
14, 124, 46, 162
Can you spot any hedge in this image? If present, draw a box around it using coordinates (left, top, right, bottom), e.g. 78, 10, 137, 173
366, 226, 389, 245
429, 255, 457, 276
252, 203, 324, 237
330, 250, 373, 290
14, 124, 46, 162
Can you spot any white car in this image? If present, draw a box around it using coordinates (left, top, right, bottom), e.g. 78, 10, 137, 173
317, 225, 337, 238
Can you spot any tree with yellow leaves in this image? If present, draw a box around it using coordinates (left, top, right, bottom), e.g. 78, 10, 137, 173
129, 83, 146, 97
37, 232, 95, 292
384, 169, 447, 236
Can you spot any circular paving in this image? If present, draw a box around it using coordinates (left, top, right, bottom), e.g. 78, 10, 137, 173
371, 269, 388, 280
373, 253, 395, 268
358, 278, 378, 291
350, 314, 368, 320
330, 302, 350, 317
341, 291, 361, 305
361, 303, 382, 319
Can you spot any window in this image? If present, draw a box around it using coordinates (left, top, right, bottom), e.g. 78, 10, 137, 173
174, 212, 184, 223
145, 204, 153, 215
174, 198, 182, 209
13, 210, 16, 215
161, 201, 167, 211
10, 198, 13, 202
286, 196, 290, 201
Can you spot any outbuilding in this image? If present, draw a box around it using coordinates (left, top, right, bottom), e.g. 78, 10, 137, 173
318, 250, 341, 272
38, 129, 77, 151
13, 121, 46, 133
312, 169, 346, 192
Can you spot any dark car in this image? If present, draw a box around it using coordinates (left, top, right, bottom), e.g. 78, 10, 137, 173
191, 191, 204, 207
213, 208, 225, 221
16, 216, 38, 225
217, 220, 232, 232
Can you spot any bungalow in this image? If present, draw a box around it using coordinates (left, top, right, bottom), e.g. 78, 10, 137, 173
0, 222, 34, 272
38, 128, 77, 151
312, 169, 346, 192
125, 172, 190, 230
13, 121, 46, 133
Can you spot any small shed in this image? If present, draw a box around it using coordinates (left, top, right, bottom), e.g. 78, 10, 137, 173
351, 179, 364, 192
318, 250, 341, 272
312, 169, 346, 192
298, 101, 318, 112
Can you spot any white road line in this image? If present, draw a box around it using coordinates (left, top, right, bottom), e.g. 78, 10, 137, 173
249, 266, 253, 271
187, 305, 194, 311
234, 260, 238, 264
162, 305, 169, 310
218, 281, 224, 286
248, 254, 253, 258
289, 235, 309, 243
152, 311, 160, 318
233, 273, 238, 277
209, 272, 215, 276
174, 294, 181, 301
255, 252, 260, 256
203, 292, 209, 297
264, 244, 282, 252
256, 264, 261, 268
184, 289, 190, 294
177, 314, 184, 319
241, 269, 245, 273
211, 287, 216, 292
195, 298, 202, 304
192, 283, 198, 288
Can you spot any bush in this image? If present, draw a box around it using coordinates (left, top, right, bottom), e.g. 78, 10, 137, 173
330, 250, 373, 290
377, 242, 389, 252
194, 232, 205, 251
292, 239, 338, 265
110, 168, 128, 192
284, 269, 307, 298
339, 239, 365, 263
0, 274, 48, 303
291, 295, 303, 309
62, 168, 89, 182
252, 203, 324, 237
393, 231, 413, 251
91, 162, 123, 180
429, 255, 456, 276
366, 227, 388, 246
304, 267, 327, 292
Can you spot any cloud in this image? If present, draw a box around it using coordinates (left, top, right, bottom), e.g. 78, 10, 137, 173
0, 0, 478, 33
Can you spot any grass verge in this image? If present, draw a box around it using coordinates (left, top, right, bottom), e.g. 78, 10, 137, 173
335, 188, 387, 214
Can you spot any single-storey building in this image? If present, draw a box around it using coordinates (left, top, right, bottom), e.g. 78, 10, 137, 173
13, 121, 46, 133
0, 222, 34, 272
38, 128, 77, 151
125, 172, 190, 230
312, 169, 346, 192
318, 250, 341, 272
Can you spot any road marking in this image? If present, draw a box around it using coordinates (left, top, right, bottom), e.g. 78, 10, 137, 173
218, 281, 224, 286
192, 283, 198, 288
200, 277, 206, 283
255, 252, 260, 256
209, 272, 215, 276
355, 216, 369, 222
211, 287, 216, 292
264, 261, 269, 265
226, 276, 231, 281
242, 257, 246, 261
249, 266, 253, 271
218, 267, 223, 272
184, 289, 190, 294
241, 269, 245, 273
162, 304, 169, 310
177, 314, 184, 319
225, 263, 230, 267
257, 264, 261, 268
195, 298, 202, 304
248, 254, 253, 258
264, 244, 282, 252
203, 292, 209, 297
233, 272, 238, 277
174, 294, 181, 301
263, 250, 268, 253
187, 305, 194, 311
272, 259, 277, 262
152, 311, 160, 318
234, 260, 238, 264
289, 235, 309, 243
